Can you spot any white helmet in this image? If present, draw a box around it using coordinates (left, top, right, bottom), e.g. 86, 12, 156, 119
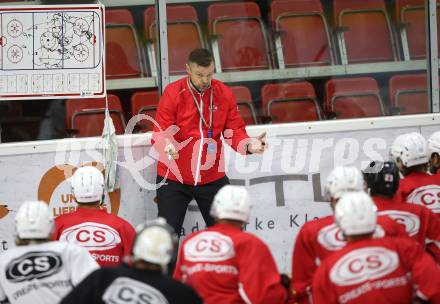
324, 166, 365, 201
389, 132, 428, 167
132, 218, 177, 267
71, 166, 104, 203
15, 201, 53, 239
210, 185, 252, 222
335, 191, 377, 236
428, 131, 440, 156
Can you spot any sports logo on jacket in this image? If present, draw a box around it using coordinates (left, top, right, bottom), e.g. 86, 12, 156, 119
330, 247, 399, 286
318, 224, 385, 251
407, 185, 440, 213
184, 232, 235, 262
378, 210, 420, 236
59, 222, 121, 251
6, 251, 62, 283
103, 277, 169, 304
318, 224, 347, 251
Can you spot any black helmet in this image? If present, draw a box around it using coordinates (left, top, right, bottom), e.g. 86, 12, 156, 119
363, 161, 399, 197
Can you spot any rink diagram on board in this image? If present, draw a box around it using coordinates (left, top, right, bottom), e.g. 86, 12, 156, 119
0, 5, 105, 99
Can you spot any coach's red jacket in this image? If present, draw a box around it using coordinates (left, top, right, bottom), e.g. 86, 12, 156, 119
152, 77, 250, 186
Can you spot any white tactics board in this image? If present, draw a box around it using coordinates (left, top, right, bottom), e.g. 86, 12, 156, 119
0, 4, 105, 100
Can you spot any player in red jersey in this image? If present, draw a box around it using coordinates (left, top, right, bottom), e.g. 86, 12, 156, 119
312, 192, 440, 304
174, 185, 287, 304
290, 166, 407, 304
390, 132, 440, 213
364, 160, 440, 263
53, 166, 135, 267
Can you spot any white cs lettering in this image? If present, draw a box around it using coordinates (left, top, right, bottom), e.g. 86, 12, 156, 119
17, 257, 50, 275
17, 260, 32, 275
34, 256, 50, 272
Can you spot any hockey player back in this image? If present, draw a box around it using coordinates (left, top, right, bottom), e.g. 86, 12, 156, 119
0, 201, 98, 304
61, 218, 202, 304
53, 166, 135, 267
312, 192, 440, 304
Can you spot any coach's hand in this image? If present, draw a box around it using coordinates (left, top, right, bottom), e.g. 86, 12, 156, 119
247, 132, 267, 154
164, 140, 179, 160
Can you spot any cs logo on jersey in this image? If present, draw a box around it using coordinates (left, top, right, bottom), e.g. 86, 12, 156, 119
6, 251, 62, 283
407, 185, 440, 213
318, 224, 347, 251
184, 232, 235, 262
319, 224, 386, 251
59, 222, 121, 251
330, 247, 399, 286
103, 277, 169, 304
378, 210, 420, 236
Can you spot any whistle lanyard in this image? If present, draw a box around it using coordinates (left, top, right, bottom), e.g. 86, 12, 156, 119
188, 78, 213, 133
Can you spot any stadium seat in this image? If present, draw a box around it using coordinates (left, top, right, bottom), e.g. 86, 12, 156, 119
333, 0, 398, 63
105, 9, 144, 79
270, 0, 334, 68
208, 2, 272, 72
389, 74, 428, 114
130, 90, 160, 132
144, 5, 204, 75
261, 82, 323, 123
395, 0, 440, 60
230, 86, 258, 125
66, 95, 126, 137
325, 77, 385, 119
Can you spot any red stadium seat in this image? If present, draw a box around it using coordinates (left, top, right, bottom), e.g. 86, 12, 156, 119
130, 90, 160, 132
389, 74, 428, 114
270, 0, 334, 67
230, 86, 257, 125
144, 5, 204, 75
261, 82, 323, 123
106, 8, 134, 24
66, 95, 126, 137
325, 77, 385, 119
105, 9, 144, 79
395, 0, 440, 59
208, 2, 272, 72
333, 0, 398, 63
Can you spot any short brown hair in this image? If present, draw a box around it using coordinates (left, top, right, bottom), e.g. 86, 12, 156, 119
188, 48, 214, 67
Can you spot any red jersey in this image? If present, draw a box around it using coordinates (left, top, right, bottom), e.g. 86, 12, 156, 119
152, 77, 250, 186
398, 171, 440, 214
290, 215, 408, 303
53, 207, 136, 267
374, 196, 440, 248
173, 223, 287, 304
312, 237, 440, 304
396, 172, 440, 262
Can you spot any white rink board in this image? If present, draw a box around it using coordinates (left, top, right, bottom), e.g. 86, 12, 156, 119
0, 4, 105, 99
0, 123, 438, 274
